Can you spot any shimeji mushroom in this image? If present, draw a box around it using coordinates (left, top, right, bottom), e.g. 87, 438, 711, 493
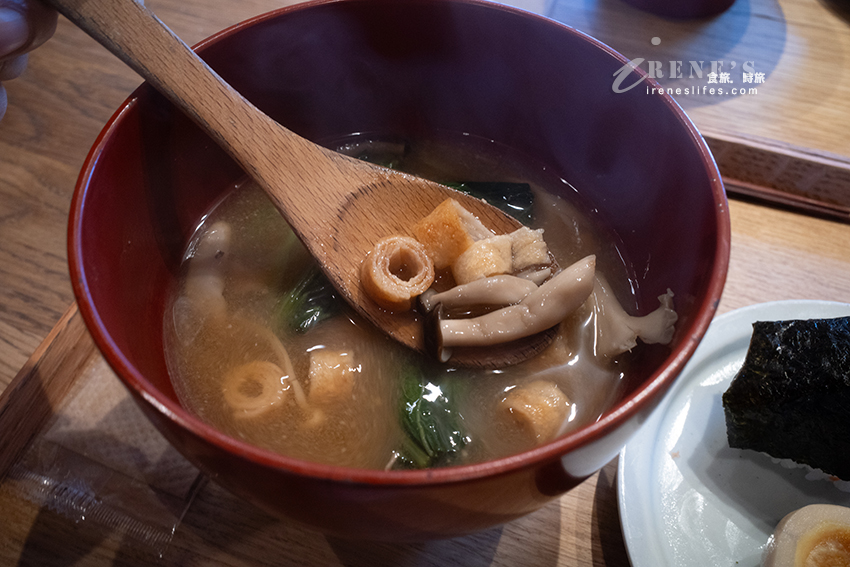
172, 220, 232, 346
589, 273, 678, 358
419, 274, 540, 313
428, 255, 596, 361
514, 266, 552, 286
184, 220, 231, 322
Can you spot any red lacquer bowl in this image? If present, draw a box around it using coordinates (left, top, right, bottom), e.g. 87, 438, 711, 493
68, 0, 730, 541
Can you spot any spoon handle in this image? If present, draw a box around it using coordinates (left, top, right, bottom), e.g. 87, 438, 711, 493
42, 0, 367, 222
43, 0, 548, 366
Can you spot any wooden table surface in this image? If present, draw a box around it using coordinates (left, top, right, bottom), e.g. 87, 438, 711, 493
1, 0, 849, 565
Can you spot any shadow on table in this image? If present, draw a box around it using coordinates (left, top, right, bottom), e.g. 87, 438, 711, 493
4, 360, 202, 567
166, 478, 566, 567
327, 527, 504, 567
818, 0, 850, 22
593, 463, 631, 567
2, 351, 563, 567
541, 0, 787, 109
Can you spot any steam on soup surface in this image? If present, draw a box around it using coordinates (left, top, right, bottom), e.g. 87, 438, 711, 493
163, 133, 674, 470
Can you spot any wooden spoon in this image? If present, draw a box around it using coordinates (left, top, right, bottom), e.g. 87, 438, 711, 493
47, 0, 557, 367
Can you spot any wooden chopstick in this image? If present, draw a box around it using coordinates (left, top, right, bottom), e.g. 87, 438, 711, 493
725, 178, 850, 224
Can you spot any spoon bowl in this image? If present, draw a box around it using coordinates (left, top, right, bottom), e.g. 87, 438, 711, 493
46, 0, 550, 367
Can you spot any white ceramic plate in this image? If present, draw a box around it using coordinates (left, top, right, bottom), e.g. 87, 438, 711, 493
618, 300, 850, 567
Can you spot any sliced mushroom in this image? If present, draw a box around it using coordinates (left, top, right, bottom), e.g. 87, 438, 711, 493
589, 273, 678, 358
434, 255, 596, 352
184, 220, 231, 322
419, 274, 539, 313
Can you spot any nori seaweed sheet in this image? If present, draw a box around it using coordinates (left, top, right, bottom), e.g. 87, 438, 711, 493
722, 316, 850, 480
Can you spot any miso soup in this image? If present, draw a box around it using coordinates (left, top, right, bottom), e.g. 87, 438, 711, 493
163, 133, 672, 470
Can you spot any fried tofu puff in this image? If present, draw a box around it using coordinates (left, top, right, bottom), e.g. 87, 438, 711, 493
412, 198, 493, 269
510, 226, 549, 271
308, 349, 358, 406
452, 234, 513, 285
500, 380, 571, 444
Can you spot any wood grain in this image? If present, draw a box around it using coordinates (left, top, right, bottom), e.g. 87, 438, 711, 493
0, 0, 293, 393
39, 0, 549, 366
0, 303, 95, 480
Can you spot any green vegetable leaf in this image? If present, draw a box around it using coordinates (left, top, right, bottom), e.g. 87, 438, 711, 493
390, 438, 432, 470
275, 265, 341, 334
396, 362, 469, 469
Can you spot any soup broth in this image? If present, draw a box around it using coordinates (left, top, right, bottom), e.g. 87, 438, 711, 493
163, 133, 641, 470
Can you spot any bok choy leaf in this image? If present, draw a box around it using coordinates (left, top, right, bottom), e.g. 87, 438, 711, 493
393, 362, 469, 469
275, 265, 342, 334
